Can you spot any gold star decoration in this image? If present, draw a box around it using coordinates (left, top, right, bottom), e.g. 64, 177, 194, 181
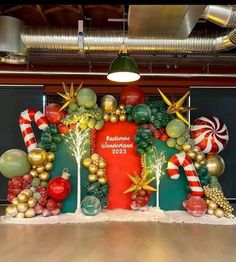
124, 171, 156, 194
57, 81, 83, 111
157, 88, 197, 126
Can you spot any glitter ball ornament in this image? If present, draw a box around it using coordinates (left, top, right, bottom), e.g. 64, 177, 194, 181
81, 196, 101, 216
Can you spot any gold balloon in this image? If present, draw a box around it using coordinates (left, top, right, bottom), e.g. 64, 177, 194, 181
36, 165, 45, 174
82, 158, 92, 168
97, 169, 105, 177
182, 142, 192, 152
207, 209, 214, 215
100, 95, 117, 113
16, 213, 25, 218
25, 208, 36, 218
103, 113, 110, 122
119, 114, 126, 122
195, 152, 205, 162
45, 162, 53, 171
193, 146, 201, 153
119, 104, 125, 110
6, 205, 18, 217
115, 108, 121, 115
32, 165, 37, 170
89, 164, 98, 174
206, 154, 225, 177
98, 177, 107, 185
110, 115, 118, 123
17, 193, 29, 203
187, 150, 196, 159
214, 208, 225, 218
88, 174, 97, 182
12, 198, 19, 206
21, 189, 33, 197
28, 197, 37, 208
39, 172, 50, 182
28, 148, 48, 166
47, 152, 55, 162
30, 169, 38, 178
194, 162, 201, 170
98, 160, 106, 169
17, 202, 28, 213
208, 201, 218, 210
200, 159, 206, 165
91, 154, 100, 163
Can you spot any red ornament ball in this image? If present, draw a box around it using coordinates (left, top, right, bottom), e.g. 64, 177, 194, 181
120, 85, 145, 106
183, 196, 207, 217
58, 123, 69, 134
45, 103, 66, 125
47, 176, 71, 201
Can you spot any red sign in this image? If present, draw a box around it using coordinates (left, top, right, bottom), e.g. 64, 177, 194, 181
96, 122, 141, 209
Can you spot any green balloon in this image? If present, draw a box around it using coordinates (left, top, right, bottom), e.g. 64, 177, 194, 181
76, 88, 97, 108
166, 119, 186, 138
0, 149, 31, 178
132, 104, 151, 124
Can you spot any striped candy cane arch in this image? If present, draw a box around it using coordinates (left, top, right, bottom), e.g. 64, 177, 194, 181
190, 116, 229, 154
167, 153, 204, 197
19, 109, 49, 152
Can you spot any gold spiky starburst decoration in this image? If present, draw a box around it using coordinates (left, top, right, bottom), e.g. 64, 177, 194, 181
157, 88, 197, 126
57, 82, 83, 111
124, 171, 156, 194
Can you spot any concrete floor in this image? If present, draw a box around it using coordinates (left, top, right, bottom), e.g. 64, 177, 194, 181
1, 207, 236, 262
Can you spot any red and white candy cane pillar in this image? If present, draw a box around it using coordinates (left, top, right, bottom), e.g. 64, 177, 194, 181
19, 109, 48, 152
167, 153, 204, 197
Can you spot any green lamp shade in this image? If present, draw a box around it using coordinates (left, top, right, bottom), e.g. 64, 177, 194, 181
107, 52, 140, 82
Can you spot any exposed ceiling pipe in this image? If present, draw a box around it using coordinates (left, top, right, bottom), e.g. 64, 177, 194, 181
1, 70, 236, 78
201, 5, 236, 27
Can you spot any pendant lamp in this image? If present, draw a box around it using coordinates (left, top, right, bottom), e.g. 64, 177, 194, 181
107, 48, 140, 83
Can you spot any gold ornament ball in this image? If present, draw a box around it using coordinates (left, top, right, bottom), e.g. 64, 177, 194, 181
182, 142, 192, 152
119, 114, 126, 122
82, 158, 92, 168
17, 202, 28, 213
12, 198, 19, 206
25, 208, 36, 218
28, 197, 37, 208
97, 169, 106, 177
110, 115, 118, 123
89, 164, 98, 174
200, 159, 206, 165
17, 193, 29, 203
100, 95, 117, 114
28, 148, 48, 166
214, 208, 225, 218
193, 146, 201, 153
115, 108, 121, 115
21, 189, 33, 197
207, 209, 214, 215
98, 160, 106, 169
187, 150, 196, 160
32, 165, 37, 170
39, 172, 50, 182
194, 162, 201, 170
195, 152, 205, 162
208, 201, 218, 210
103, 113, 110, 122
30, 169, 38, 178
16, 213, 25, 218
5, 205, 18, 217
119, 104, 125, 110
36, 165, 45, 174
88, 174, 97, 182
47, 152, 55, 162
206, 198, 211, 204
91, 154, 100, 163
98, 177, 107, 185
45, 162, 53, 171
206, 154, 225, 177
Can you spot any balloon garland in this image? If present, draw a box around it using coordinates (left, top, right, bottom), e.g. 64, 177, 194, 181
1, 83, 235, 220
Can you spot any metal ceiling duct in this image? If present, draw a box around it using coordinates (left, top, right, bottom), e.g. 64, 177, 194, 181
0, 16, 27, 64
20, 5, 236, 54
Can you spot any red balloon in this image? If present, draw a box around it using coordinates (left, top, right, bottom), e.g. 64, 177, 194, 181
45, 103, 66, 125
47, 176, 71, 201
120, 85, 145, 106
58, 123, 69, 134
183, 196, 207, 217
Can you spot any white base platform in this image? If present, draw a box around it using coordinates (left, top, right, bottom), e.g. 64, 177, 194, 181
1, 208, 236, 225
